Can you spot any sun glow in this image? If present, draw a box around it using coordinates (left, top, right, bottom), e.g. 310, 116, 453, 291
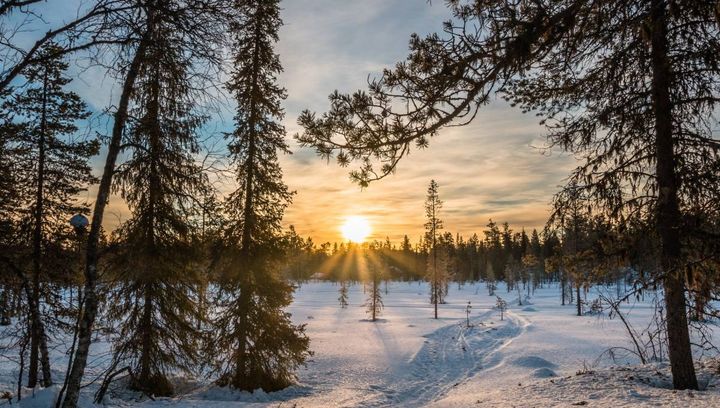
340, 216, 371, 243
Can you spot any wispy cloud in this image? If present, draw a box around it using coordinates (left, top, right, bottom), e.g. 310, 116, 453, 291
15, 0, 578, 244
276, 1, 576, 243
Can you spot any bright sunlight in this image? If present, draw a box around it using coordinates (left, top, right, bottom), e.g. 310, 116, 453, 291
340, 216, 371, 243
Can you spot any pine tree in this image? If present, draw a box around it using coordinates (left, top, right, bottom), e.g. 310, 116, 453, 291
3, 43, 98, 388
105, 20, 211, 396
424, 180, 444, 319
495, 296, 507, 321
211, 0, 310, 391
427, 246, 451, 307
61, 3, 231, 406
0, 89, 19, 328
338, 281, 349, 309
365, 254, 384, 322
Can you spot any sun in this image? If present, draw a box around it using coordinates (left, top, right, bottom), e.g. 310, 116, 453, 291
340, 216, 371, 243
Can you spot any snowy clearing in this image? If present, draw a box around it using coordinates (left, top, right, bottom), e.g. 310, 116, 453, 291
3, 281, 720, 407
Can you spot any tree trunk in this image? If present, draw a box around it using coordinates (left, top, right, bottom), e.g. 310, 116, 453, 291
576, 284, 581, 316
649, 0, 697, 390
29, 69, 52, 388
61, 18, 154, 408
139, 285, 153, 384
433, 252, 438, 319
137, 49, 162, 387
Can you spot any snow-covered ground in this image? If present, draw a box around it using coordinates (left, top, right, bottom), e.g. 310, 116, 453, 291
2, 281, 720, 407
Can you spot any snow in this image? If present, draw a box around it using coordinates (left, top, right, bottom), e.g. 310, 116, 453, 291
2, 281, 719, 407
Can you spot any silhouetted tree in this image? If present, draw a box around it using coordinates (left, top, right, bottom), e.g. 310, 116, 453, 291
105, 18, 212, 396
3, 43, 98, 388
365, 254, 384, 322
424, 180, 444, 318
62, 2, 229, 406
211, 0, 310, 392
338, 281, 349, 309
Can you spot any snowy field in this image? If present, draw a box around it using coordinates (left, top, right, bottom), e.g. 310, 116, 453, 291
2, 281, 720, 407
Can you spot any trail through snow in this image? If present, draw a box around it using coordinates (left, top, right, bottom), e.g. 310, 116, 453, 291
364, 310, 529, 407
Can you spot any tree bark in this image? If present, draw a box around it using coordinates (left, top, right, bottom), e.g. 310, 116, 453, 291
61, 16, 154, 407
649, 0, 698, 390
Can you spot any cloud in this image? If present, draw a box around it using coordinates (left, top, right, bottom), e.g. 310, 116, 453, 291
11, 0, 579, 245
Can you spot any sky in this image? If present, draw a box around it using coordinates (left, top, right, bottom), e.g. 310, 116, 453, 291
274, 0, 577, 243
8, 0, 578, 245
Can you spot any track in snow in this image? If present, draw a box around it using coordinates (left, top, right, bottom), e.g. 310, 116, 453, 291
363, 310, 529, 407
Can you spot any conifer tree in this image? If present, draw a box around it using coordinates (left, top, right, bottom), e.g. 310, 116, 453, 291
211, 0, 310, 391
0, 93, 15, 216
483, 220, 505, 281
2, 43, 98, 388
365, 254, 384, 322
0, 90, 19, 328
529, 229, 543, 288
496, 296, 507, 321
105, 20, 211, 396
285, 225, 309, 282
424, 180, 446, 318
338, 281, 349, 309
61, 3, 230, 406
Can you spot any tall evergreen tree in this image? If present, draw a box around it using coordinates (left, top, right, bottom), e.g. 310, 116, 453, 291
424, 179, 445, 318
2, 43, 98, 388
0, 88, 19, 327
106, 19, 211, 396
61, 3, 230, 406
211, 0, 310, 391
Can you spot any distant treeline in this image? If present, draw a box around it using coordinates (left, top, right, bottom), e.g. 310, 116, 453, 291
282, 216, 657, 297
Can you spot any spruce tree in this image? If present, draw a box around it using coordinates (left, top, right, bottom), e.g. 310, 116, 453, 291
424, 180, 445, 318
0, 90, 18, 329
105, 20, 211, 396
211, 0, 310, 391
2, 43, 98, 388
61, 3, 231, 406
365, 253, 384, 322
